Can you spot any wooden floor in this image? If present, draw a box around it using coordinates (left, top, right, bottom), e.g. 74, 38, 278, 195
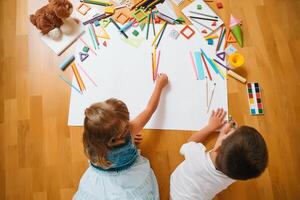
1, 0, 300, 199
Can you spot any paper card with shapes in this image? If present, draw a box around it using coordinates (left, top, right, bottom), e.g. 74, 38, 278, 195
182, 0, 224, 35
246, 83, 264, 115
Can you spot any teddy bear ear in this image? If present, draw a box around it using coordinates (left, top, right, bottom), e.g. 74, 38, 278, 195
30, 14, 37, 26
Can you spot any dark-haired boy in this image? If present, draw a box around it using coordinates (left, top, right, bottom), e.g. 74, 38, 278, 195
170, 109, 268, 200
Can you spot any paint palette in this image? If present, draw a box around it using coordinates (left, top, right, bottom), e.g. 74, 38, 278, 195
247, 83, 264, 115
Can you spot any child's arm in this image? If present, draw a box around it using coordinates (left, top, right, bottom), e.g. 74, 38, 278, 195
187, 109, 227, 143
130, 74, 168, 143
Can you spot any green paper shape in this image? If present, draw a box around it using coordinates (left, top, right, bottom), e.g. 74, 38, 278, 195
231, 25, 243, 47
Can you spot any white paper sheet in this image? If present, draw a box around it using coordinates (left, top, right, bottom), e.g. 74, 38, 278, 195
68, 24, 227, 131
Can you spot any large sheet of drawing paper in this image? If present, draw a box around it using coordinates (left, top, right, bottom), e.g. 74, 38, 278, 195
68, 24, 227, 131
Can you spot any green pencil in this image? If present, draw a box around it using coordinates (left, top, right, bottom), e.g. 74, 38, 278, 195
83, 0, 112, 6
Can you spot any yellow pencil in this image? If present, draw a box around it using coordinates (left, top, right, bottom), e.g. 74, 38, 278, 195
204, 35, 218, 40
151, 53, 155, 81
151, 21, 167, 46
71, 63, 85, 91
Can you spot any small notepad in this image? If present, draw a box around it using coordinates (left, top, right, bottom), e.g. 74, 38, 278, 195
41, 18, 85, 55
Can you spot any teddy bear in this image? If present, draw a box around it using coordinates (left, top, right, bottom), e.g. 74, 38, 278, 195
30, 0, 73, 40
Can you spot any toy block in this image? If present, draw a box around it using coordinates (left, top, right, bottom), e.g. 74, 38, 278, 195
216, 51, 226, 61
105, 6, 115, 14
216, 2, 223, 9
77, 3, 91, 16
197, 4, 202, 9
201, 29, 207, 34
132, 30, 139, 36
131, 8, 147, 22
83, 46, 89, 53
103, 41, 107, 47
116, 12, 130, 25
154, 17, 161, 23
207, 38, 213, 45
94, 20, 100, 27
211, 21, 217, 26
180, 25, 195, 39
79, 52, 89, 62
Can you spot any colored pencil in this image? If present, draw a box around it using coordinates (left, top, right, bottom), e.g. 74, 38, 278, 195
215, 25, 224, 51
213, 58, 230, 70
71, 63, 85, 91
189, 16, 218, 22
58, 74, 82, 94
83, 13, 108, 25
200, 53, 212, 81
89, 24, 100, 48
151, 21, 167, 46
155, 23, 167, 48
189, 11, 218, 19
87, 26, 97, 50
151, 53, 155, 81
205, 76, 208, 107
83, 0, 112, 6
77, 63, 98, 87
216, 27, 226, 51
201, 49, 219, 75
153, 47, 157, 79
155, 50, 161, 79
79, 37, 97, 55
207, 83, 216, 113
151, 11, 156, 36
190, 18, 213, 31
189, 51, 199, 80
146, 14, 151, 39
213, 60, 226, 79
110, 18, 128, 38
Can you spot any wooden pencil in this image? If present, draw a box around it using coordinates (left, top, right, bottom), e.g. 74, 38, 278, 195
200, 53, 212, 81
146, 14, 151, 40
189, 51, 199, 80
58, 74, 82, 94
188, 16, 218, 22
155, 23, 167, 48
151, 11, 156, 36
155, 50, 161, 79
71, 63, 85, 91
207, 83, 216, 113
151, 21, 167, 46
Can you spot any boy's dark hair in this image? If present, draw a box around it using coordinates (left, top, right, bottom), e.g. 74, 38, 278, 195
215, 126, 268, 180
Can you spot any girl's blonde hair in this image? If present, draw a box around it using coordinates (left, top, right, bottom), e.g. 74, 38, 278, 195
83, 98, 130, 168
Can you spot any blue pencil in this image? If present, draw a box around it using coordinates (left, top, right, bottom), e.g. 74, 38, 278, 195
58, 74, 82, 94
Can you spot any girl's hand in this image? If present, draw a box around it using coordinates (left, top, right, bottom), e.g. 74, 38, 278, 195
132, 132, 143, 145
156, 73, 168, 90
207, 108, 227, 132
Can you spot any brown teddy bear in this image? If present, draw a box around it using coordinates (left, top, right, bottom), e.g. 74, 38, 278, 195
30, 0, 73, 40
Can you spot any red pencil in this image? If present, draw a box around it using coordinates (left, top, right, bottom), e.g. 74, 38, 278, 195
200, 53, 212, 81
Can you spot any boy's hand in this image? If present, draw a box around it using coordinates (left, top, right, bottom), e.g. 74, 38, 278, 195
207, 108, 227, 132
156, 73, 168, 90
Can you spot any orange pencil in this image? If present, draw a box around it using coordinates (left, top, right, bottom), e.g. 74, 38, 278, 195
71, 63, 85, 91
